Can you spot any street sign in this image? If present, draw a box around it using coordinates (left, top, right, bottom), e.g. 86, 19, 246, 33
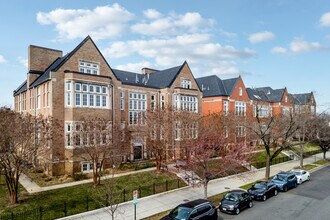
133, 190, 138, 205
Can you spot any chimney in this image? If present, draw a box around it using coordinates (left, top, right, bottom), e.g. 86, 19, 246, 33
141, 67, 158, 75
27, 45, 62, 86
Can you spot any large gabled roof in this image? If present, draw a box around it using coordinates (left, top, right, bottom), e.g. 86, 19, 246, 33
196, 75, 239, 97
289, 93, 313, 105
112, 62, 185, 89
247, 87, 286, 103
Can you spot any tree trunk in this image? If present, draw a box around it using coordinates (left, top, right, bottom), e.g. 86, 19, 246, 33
156, 159, 161, 173
203, 179, 208, 199
323, 151, 326, 160
300, 144, 304, 168
265, 154, 271, 179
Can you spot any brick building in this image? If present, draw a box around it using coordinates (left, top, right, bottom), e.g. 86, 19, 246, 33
13, 36, 202, 175
289, 92, 316, 115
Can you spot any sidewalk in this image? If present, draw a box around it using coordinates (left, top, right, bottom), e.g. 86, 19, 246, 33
58, 153, 325, 220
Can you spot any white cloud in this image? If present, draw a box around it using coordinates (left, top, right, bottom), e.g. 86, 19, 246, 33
0, 55, 6, 64
271, 46, 287, 54
103, 34, 255, 77
248, 31, 275, 43
320, 12, 330, 27
219, 29, 238, 38
290, 38, 328, 53
36, 4, 134, 40
18, 56, 28, 67
131, 12, 213, 36
116, 61, 156, 73
143, 9, 162, 19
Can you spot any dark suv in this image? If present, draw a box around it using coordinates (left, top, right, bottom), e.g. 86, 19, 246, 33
161, 199, 218, 220
219, 190, 253, 215
270, 172, 297, 192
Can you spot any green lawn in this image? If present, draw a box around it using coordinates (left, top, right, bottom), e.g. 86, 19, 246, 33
314, 159, 330, 166
0, 171, 185, 219
251, 150, 291, 168
291, 143, 320, 154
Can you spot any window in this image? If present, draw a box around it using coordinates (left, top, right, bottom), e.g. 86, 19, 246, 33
150, 94, 156, 110
181, 79, 191, 89
46, 82, 50, 107
254, 105, 269, 118
285, 96, 288, 103
236, 126, 246, 137
79, 60, 100, 75
224, 126, 228, 138
129, 92, 147, 125
235, 101, 246, 116
239, 87, 243, 96
66, 81, 109, 109
37, 87, 41, 109
223, 100, 228, 115
175, 122, 181, 140
283, 106, 290, 115
120, 90, 125, 110
160, 94, 165, 110
174, 94, 197, 112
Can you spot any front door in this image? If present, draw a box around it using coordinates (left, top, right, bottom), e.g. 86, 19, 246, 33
134, 145, 142, 160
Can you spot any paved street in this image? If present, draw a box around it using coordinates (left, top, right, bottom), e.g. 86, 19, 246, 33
58, 153, 326, 220
219, 165, 330, 220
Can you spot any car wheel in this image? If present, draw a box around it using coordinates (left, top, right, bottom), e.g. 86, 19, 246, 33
283, 186, 288, 192
262, 195, 267, 201
274, 189, 278, 196
299, 179, 302, 184
235, 208, 240, 215
248, 201, 253, 208
307, 176, 310, 181
294, 182, 297, 188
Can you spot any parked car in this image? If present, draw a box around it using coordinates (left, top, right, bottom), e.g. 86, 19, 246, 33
290, 169, 310, 184
161, 199, 218, 220
219, 189, 253, 215
247, 181, 278, 201
270, 172, 297, 192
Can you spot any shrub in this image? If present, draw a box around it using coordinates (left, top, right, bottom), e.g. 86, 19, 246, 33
72, 172, 88, 181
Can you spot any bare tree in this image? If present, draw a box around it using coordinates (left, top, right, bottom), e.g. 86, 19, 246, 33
140, 106, 176, 173
186, 113, 254, 198
74, 118, 130, 187
246, 104, 299, 178
307, 113, 330, 159
0, 107, 57, 204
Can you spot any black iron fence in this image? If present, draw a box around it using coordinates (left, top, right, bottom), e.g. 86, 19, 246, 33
252, 156, 292, 169
0, 178, 184, 220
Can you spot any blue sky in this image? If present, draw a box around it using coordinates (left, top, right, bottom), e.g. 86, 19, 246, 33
0, 0, 329, 112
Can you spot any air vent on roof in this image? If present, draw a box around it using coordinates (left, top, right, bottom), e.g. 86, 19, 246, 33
267, 90, 271, 95
135, 74, 139, 83
201, 84, 205, 91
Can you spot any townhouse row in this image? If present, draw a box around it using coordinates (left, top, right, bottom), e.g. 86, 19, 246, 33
13, 36, 316, 175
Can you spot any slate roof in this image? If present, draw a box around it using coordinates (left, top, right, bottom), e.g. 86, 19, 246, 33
246, 87, 285, 103
196, 75, 239, 97
13, 80, 27, 96
289, 93, 312, 105
112, 64, 184, 89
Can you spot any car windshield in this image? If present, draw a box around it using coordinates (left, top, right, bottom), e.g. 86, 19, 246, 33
169, 206, 192, 220
273, 174, 287, 182
253, 183, 267, 189
224, 193, 239, 202
292, 171, 301, 175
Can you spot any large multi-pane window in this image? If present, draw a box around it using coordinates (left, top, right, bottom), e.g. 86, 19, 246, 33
37, 87, 41, 109
236, 126, 246, 137
150, 93, 156, 110
65, 81, 109, 109
173, 94, 198, 112
129, 92, 146, 125
79, 60, 100, 75
235, 101, 246, 116
160, 94, 165, 110
253, 105, 270, 118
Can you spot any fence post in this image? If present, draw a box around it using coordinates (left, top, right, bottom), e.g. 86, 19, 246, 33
177, 179, 180, 188
166, 180, 168, 191
64, 201, 67, 216
39, 206, 43, 220
86, 196, 89, 211
123, 189, 126, 202
153, 183, 156, 194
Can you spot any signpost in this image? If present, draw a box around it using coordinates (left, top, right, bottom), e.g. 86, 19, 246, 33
133, 190, 138, 220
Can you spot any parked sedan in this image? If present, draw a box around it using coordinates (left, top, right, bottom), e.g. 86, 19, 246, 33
219, 190, 253, 215
247, 181, 278, 201
162, 199, 218, 220
290, 169, 310, 184
270, 172, 297, 192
